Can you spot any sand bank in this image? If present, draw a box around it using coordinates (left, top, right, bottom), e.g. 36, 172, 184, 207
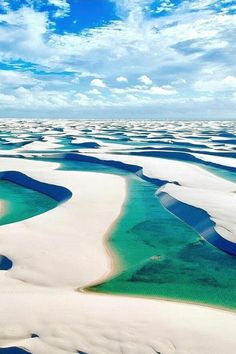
0, 157, 126, 288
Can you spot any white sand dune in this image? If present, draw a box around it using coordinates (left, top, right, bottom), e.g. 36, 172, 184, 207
0, 157, 235, 353
193, 153, 236, 168
159, 183, 236, 243
17, 140, 64, 151
0, 158, 126, 288
0, 291, 236, 354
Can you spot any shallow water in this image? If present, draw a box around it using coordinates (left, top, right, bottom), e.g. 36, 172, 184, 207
0, 180, 58, 226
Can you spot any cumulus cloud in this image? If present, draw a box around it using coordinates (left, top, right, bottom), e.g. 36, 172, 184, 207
111, 0, 152, 21
0, 70, 39, 87
48, 0, 70, 17
116, 76, 128, 83
110, 84, 177, 95
90, 79, 106, 88
0, 93, 16, 104
155, 0, 175, 14
194, 76, 236, 92
138, 75, 152, 85
0, 7, 50, 62
0, 1, 9, 11
149, 86, 177, 95
88, 88, 102, 95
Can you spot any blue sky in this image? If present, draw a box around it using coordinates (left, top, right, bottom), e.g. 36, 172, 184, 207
0, 0, 235, 119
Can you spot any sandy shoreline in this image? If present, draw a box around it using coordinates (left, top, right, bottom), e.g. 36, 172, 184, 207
0, 157, 236, 353
81, 179, 129, 290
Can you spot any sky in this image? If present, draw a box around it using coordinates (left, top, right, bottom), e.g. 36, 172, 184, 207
0, 0, 235, 119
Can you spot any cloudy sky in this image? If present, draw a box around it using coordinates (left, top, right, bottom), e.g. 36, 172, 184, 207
0, 0, 235, 119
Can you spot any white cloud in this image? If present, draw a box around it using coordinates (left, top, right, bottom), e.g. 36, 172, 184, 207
48, 0, 70, 17
188, 0, 218, 10
1, 3, 235, 82
0, 93, 16, 104
90, 79, 106, 88
116, 76, 128, 83
138, 75, 152, 85
0, 70, 39, 87
149, 86, 177, 95
0, 7, 50, 62
171, 78, 187, 85
75, 71, 101, 78
88, 88, 101, 95
14, 86, 70, 108
194, 76, 236, 92
155, 0, 175, 14
110, 84, 177, 95
111, 0, 152, 21
0, 1, 9, 11
71, 75, 80, 84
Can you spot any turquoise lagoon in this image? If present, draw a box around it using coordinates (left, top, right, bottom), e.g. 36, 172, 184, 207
0, 179, 57, 226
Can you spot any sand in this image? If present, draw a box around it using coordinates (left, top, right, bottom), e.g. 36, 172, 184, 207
0, 291, 236, 354
193, 153, 236, 168
0, 158, 126, 288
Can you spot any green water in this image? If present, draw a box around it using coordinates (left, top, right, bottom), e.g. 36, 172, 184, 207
0, 180, 58, 226
89, 175, 236, 309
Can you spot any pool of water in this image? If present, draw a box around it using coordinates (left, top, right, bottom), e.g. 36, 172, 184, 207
0, 179, 58, 226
